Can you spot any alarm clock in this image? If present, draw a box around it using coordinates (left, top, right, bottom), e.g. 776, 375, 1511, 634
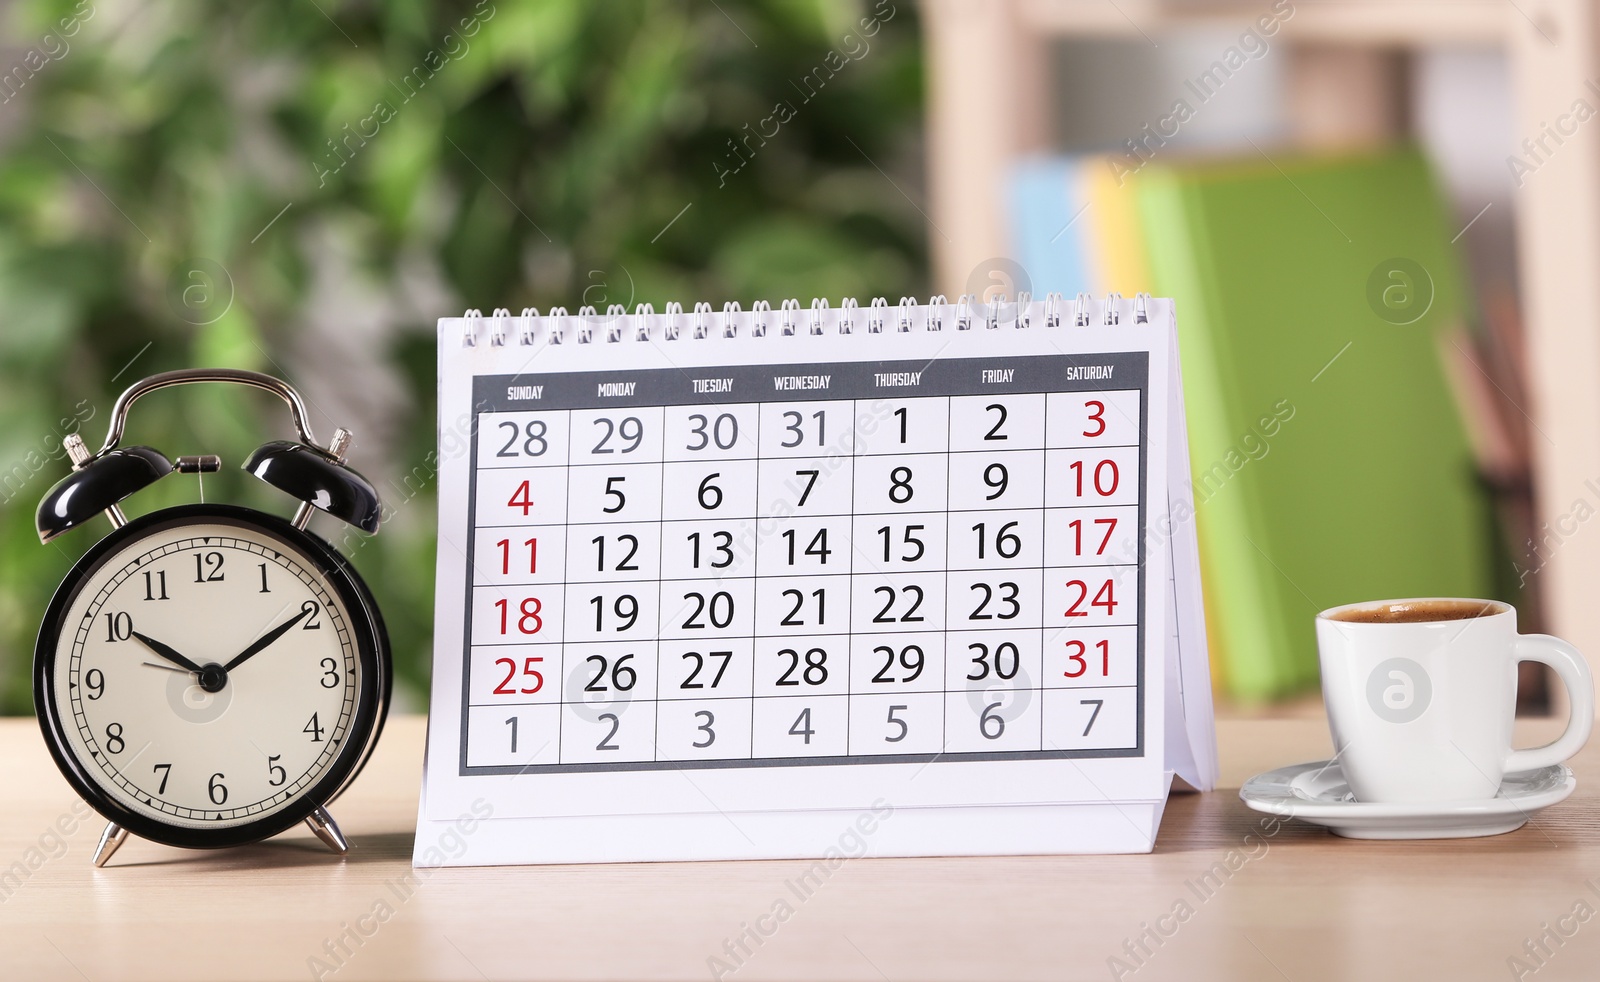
32, 369, 391, 866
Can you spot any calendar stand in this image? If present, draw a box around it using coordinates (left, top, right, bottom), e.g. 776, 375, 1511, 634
418, 295, 1215, 864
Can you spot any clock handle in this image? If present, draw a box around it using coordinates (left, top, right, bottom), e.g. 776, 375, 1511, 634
97, 369, 327, 456
305, 805, 349, 856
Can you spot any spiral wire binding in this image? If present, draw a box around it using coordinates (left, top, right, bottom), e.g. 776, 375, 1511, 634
459, 293, 1154, 345
867, 297, 888, 333
956, 294, 976, 330
809, 298, 828, 335
665, 301, 684, 340
985, 294, 1003, 331
1073, 292, 1092, 327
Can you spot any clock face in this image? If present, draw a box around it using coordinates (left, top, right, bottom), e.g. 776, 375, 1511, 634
38, 507, 383, 840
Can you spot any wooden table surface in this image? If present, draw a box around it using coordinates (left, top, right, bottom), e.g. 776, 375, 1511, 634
1, 713, 1596, 981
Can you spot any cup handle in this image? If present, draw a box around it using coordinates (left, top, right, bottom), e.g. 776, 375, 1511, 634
1505, 634, 1594, 773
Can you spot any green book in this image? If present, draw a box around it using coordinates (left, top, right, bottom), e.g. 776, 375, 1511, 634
1134, 147, 1494, 700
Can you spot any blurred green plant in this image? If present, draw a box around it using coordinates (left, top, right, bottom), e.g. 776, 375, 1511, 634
0, 0, 926, 713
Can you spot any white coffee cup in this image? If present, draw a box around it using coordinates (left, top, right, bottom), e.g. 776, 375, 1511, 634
1316, 598, 1593, 803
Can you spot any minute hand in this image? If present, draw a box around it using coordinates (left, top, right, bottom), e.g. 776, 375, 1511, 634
223, 607, 314, 673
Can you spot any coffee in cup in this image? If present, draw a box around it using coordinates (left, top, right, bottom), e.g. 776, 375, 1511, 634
1317, 597, 1593, 803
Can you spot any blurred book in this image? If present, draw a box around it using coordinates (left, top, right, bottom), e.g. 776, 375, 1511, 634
1009, 147, 1498, 700
1004, 158, 1097, 296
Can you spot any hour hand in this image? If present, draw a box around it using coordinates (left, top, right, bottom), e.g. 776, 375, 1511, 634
130, 631, 205, 674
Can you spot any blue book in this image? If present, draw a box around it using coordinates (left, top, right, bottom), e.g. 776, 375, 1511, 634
1006, 158, 1095, 297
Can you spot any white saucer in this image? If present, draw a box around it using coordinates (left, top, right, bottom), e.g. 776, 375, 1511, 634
1239, 759, 1576, 839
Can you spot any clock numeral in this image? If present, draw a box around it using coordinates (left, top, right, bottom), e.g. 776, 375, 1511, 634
192, 551, 225, 583
84, 668, 105, 700
208, 772, 228, 806
304, 712, 325, 742
142, 570, 169, 601
104, 722, 125, 754
319, 657, 340, 689
300, 600, 322, 630
267, 755, 286, 787
258, 563, 271, 593
103, 611, 133, 643
152, 763, 171, 794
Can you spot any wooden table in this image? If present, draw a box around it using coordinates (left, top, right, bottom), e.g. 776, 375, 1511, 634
1, 714, 1595, 981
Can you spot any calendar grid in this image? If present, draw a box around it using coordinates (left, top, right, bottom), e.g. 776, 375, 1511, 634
652, 408, 668, 764
1039, 390, 1049, 753
842, 398, 857, 757
457, 353, 1150, 775
941, 396, 952, 755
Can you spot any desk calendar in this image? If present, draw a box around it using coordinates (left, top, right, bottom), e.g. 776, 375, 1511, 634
418, 295, 1216, 864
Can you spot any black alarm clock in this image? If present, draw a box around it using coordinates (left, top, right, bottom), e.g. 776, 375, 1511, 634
32, 369, 391, 866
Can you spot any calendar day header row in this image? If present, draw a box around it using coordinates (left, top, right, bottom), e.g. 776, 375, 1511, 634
471, 352, 1149, 412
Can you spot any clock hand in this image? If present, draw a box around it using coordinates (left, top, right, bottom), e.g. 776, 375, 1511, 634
141, 661, 189, 674
222, 606, 313, 673
130, 631, 206, 674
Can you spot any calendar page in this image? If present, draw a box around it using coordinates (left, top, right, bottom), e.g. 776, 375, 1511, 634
421, 298, 1209, 860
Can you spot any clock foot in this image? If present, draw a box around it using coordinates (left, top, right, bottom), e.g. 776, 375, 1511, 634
92, 822, 129, 868
305, 806, 348, 856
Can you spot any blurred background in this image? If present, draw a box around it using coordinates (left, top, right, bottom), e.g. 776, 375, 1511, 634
0, 0, 1588, 714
